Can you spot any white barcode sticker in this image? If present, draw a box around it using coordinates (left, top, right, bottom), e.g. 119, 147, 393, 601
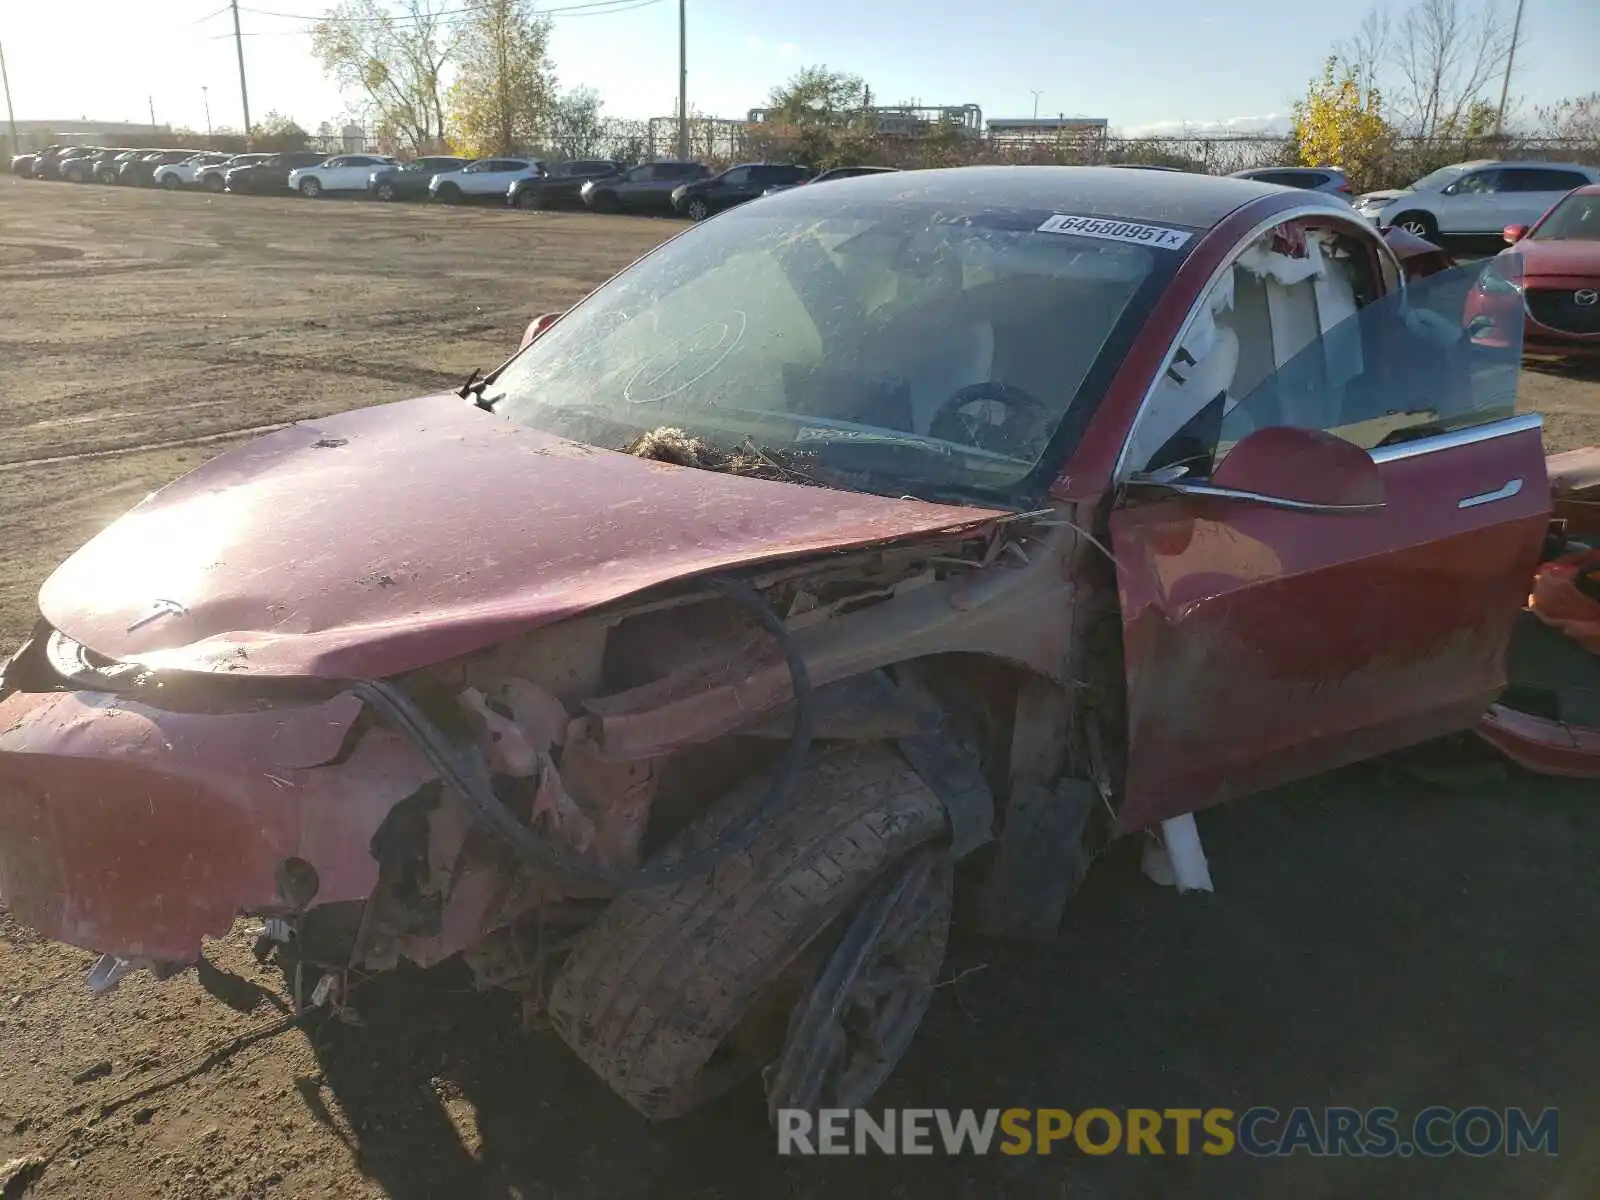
1037, 213, 1192, 250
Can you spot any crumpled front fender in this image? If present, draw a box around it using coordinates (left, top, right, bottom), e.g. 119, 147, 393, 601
0, 688, 438, 962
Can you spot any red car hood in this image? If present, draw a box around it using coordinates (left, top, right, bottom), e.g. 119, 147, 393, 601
1509, 238, 1600, 280
39, 395, 1006, 680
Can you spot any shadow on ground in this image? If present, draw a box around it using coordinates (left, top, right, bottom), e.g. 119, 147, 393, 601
301, 751, 1600, 1200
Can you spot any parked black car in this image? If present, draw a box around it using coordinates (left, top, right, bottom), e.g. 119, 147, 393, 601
580, 161, 709, 214
367, 156, 468, 201
508, 159, 623, 209
32, 145, 99, 181
761, 164, 898, 196
224, 151, 328, 194
94, 150, 148, 184
118, 149, 194, 187
197, 153, 268, 192
59, 147, 133, 183
671, 162, 812, 220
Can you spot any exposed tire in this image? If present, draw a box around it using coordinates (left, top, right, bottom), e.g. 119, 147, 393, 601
434, 182, 461, 203
685, 196, 710, 222
97, 168, 118, 185
299, 177, 322, 198
515, 187, 542, 210
1394, 211, 1439, 241
591, 190, 619, 214
160, 173, 183, 190
203, 173, 225, 193
374, 181, 396, 202
548, 742, 951, 1120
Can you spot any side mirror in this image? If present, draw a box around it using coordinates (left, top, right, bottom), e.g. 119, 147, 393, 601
519, 311, 563, 350
1503, 224, 1528, 244
1129, 426, 1384, 514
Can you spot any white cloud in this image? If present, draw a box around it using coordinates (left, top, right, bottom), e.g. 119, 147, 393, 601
743, 35, 766, 51
1118, 113, 1292, 137
777, 41, 800, 57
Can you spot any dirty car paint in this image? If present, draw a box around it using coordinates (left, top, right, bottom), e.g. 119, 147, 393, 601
0, 688, 438, 959
39, 394, 1008, 680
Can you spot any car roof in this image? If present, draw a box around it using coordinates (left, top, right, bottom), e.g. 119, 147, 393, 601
1232, 165, 1342, 175
758, 164, 1301, 229
1439, 159, 1595, 171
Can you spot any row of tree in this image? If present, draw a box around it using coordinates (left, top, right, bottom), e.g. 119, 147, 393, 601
1292, 0, 1599, 189
309, 0, 605, 158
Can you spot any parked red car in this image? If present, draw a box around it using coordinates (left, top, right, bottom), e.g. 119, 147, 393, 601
0, 167, 1593, 1122
1476, 183, 1600, 359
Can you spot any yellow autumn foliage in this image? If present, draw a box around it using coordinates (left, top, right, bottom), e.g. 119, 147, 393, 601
1292, 56, 1394, 191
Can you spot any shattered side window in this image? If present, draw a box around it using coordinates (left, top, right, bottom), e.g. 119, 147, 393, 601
1139, 255, 1525, 479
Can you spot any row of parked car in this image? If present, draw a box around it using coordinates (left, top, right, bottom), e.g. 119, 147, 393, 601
16, 141, 1596, 243
11, 142, 897, 221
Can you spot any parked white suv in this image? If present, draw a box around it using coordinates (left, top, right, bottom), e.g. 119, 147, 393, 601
1353, 160, 1600, 239
288, 154, 399, 197
429, 157, 544, 202
151, 153, 233, 190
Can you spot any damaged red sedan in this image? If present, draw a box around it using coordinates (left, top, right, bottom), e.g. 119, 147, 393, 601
0, 167, 1589, 1120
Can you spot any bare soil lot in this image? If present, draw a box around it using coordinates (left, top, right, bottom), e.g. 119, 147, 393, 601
0, 179, 1598, 1200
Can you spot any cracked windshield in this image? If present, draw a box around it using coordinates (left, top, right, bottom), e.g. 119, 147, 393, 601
489, 200, 1167, 498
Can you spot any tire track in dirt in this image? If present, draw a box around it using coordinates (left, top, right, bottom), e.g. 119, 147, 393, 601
0, 423, 293, 471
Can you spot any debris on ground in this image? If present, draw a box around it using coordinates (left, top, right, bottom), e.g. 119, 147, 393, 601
0, 1154, 44, 1199
70, 1061, 112, 1086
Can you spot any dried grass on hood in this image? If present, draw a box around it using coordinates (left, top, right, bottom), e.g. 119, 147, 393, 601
622, 427, 820, 485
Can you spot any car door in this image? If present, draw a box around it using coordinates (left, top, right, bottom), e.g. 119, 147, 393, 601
486, 160, 528, 194
333, 156, 372, 188
1435, 168, 1504, 234
1107, 217, 1546, 830
613, 164, 652, 205
1496, 167, 1593, 229
713, 166, 757, 206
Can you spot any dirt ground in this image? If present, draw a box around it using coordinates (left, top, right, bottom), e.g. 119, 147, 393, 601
0, 178, 1598, 1200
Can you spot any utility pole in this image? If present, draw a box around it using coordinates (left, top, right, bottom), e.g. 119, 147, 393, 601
231, 0, 253, 138
202, 86, 212, 139
149, 95, 157, 128
676, 0, 688, 160
1031, 90, 1041, 119
0, 40, 18, 158
1494, 0, 1526, 137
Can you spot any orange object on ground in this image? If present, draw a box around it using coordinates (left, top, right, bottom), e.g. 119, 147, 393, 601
1529, 549, 1600, 655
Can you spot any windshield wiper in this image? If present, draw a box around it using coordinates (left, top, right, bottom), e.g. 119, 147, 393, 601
459, 367, 502, 411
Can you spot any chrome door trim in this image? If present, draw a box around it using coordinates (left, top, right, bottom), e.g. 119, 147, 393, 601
1126, 476, 1385, 513
1457, 477, 1525, 509
1112, 203, 1403, 484
1369, 412, 1543, 464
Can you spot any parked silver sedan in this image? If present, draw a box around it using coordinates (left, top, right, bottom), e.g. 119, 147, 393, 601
1229, 166, 1352, 198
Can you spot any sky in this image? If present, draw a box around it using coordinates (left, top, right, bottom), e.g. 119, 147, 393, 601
2, 0, 1596, 137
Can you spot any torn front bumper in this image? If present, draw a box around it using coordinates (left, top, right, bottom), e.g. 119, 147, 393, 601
0, 686, 438, 962
1477, 702, 1600, 779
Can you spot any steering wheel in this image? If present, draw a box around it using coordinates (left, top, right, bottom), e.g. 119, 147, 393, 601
926, 381, 1048, 455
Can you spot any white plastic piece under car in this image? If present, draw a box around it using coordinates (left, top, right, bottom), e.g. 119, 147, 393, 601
1140, 813, 1215, 893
